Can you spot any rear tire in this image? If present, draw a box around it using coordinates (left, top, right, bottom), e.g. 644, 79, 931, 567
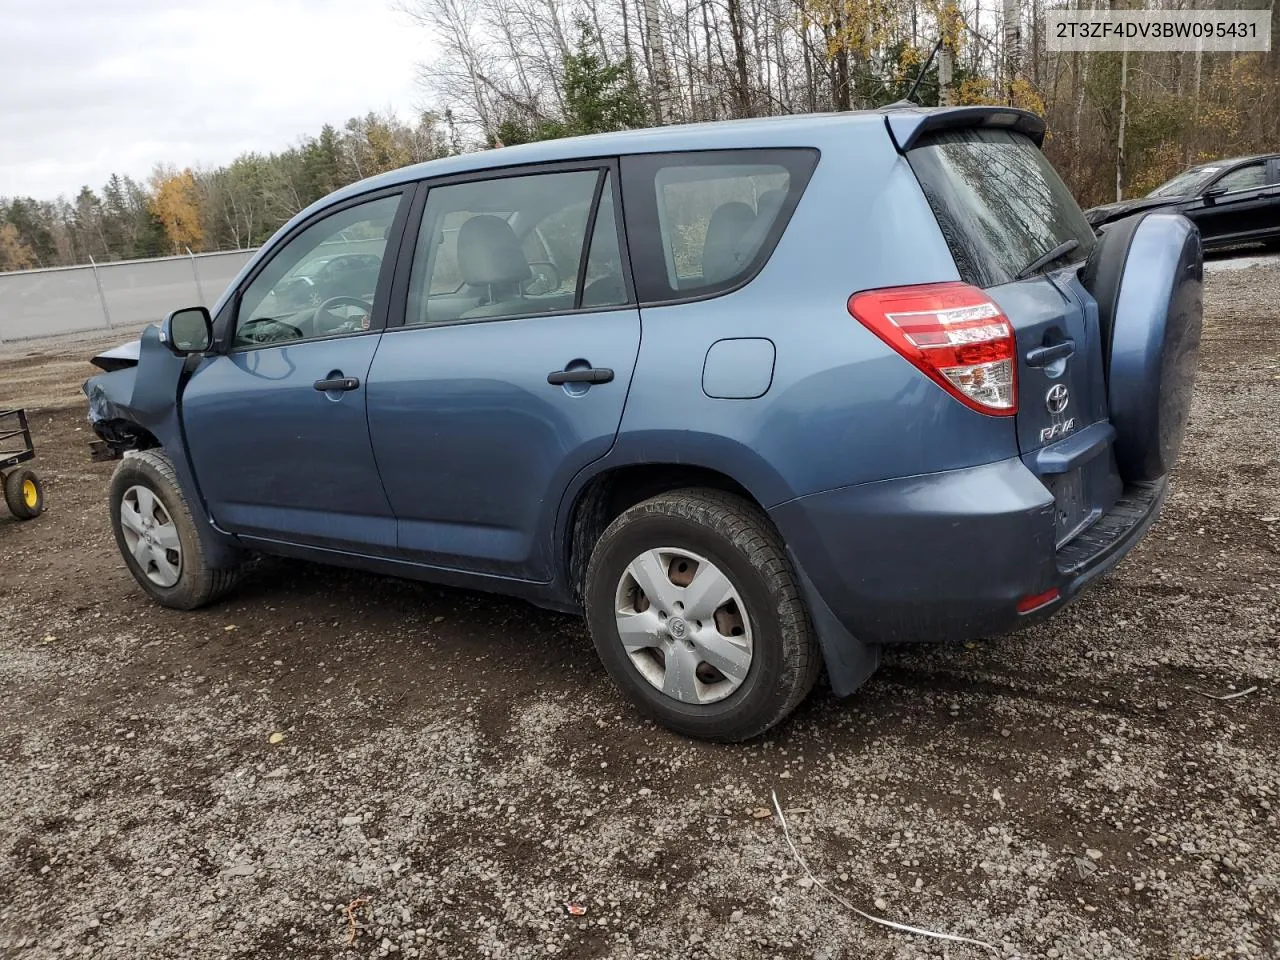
109, 450, 243, 609
584, 488, 820, 742
4, 468, 44, 520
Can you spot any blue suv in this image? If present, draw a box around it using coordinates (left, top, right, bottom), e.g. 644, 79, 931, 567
85, 106, 1203, 741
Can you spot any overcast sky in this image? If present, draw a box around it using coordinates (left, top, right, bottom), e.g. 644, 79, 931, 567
1, 0, 431, 201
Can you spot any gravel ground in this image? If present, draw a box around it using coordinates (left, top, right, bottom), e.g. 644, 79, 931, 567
1, 263, 1277, 960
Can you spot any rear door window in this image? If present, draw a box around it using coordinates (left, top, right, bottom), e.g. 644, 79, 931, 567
621, 149, 818, 304
405, 168, 628, 326
908, 129, 1096, 289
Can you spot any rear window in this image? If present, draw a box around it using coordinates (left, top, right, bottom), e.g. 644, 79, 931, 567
621, 149, 818, 304
908, 129, 1096, 288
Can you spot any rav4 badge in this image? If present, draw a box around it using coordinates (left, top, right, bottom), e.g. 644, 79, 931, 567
1039, 418, 1076, 443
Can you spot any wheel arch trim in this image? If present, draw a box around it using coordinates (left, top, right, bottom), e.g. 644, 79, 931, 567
553, 436, 791, 600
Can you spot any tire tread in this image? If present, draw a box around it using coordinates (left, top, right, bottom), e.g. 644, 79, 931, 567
4, 468, 43, 520
586, 487, 820, 741
110, 450, 244, 609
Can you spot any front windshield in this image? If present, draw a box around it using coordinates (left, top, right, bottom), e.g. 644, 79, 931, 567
1147, 165, 1221, 198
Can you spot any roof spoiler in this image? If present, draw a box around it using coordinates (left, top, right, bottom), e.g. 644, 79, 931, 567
883, 106, 1047, 152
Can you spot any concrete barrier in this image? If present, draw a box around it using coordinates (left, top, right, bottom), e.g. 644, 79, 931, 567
0, 249, 256, 343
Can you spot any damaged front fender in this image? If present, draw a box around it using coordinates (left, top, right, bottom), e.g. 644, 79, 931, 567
85, 365, 153, 461
83, 324, 243, 570
84, 324, 189, 456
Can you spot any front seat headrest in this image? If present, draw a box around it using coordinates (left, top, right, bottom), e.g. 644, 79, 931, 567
701, 202, 757, 286
457, 215, 532, 287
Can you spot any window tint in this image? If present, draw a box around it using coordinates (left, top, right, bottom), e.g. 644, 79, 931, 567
908, 129, 1096, 289
1214, 163, 1266, 192
407, 169, 625, 325
234, 194, 400, 348
621, 150, 818, 304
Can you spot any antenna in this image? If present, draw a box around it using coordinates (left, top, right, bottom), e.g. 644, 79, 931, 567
902, 35, 945, 106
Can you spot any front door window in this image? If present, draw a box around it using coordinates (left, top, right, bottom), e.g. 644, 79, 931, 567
234, 194, 401, 348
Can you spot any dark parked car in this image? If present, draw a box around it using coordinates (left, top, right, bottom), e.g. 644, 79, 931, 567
1085, 154, 1280, 250
84, 106, 1203, 741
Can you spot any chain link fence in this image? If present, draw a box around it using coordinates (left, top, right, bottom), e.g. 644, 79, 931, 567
0, 249, 256, 343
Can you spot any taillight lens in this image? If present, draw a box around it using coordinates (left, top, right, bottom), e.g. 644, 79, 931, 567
847, 282, 1018, 415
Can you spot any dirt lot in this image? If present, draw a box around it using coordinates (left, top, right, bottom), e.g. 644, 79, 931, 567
1, 265, 1277, 960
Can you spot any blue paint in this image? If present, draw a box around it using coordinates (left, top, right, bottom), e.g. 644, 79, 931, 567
83, 107, 1201, 703
1106, 214, 1204, 481
367, 309, 640, 579
182, 336, 397, 551
702, 338, 775, 399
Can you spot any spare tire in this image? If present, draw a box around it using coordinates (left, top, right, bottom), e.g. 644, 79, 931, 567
1081, 212, 1203, 483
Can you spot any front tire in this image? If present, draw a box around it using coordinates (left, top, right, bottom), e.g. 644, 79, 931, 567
584, 489, 820, 742
109, 450, 243, 609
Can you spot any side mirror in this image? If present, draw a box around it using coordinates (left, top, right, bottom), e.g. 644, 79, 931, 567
161, 306, 213, 356
1202, 185, 1227, 202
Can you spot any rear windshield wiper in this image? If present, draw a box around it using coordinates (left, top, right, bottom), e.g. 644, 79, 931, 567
1015, 238, 1080, 280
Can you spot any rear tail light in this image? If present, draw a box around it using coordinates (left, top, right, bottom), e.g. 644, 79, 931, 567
847, 282, 1018, 415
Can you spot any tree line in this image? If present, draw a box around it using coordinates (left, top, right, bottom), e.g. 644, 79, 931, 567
0, 113, 451, 272
3, 0, 1276, 273
407, 0, 1278, 202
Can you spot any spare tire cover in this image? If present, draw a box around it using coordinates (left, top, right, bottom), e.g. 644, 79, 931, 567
1083, 212, 1203, 483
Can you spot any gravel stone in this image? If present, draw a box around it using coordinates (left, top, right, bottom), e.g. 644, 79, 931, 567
1, 261, 1278, 958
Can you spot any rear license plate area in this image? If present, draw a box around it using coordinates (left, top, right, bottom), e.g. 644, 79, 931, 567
1047, 469, 1091, 547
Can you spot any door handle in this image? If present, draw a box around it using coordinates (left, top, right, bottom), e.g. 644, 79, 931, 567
314, 376, 361, 392
1026, 340, 1075, 368
547, 367, 614, 385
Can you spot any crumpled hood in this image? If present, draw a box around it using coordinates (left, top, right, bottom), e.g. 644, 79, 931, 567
1084, 196, 1178, 227
83, 323, 185, 438
89, 328, 153, 372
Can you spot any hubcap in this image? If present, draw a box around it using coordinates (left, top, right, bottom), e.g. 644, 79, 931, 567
21, 479, 37, 509
614, 547, 753, 705
118, 485, 182, 587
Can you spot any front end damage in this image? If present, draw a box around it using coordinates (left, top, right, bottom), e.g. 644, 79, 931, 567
83, 325, 186, 461
85, 367, 154, 460
82, 324, 245, 570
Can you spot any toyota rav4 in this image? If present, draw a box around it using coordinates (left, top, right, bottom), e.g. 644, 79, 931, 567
84, 106, 1203, 741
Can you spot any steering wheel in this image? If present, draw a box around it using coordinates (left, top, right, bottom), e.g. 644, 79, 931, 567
238, 317, 304, 344
314, 296, 373, 334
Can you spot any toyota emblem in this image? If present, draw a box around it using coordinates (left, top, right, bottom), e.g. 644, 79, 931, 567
1045, 384, 1070, 415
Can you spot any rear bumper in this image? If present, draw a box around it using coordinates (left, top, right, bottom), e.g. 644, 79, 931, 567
771, 458, 1167, 650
